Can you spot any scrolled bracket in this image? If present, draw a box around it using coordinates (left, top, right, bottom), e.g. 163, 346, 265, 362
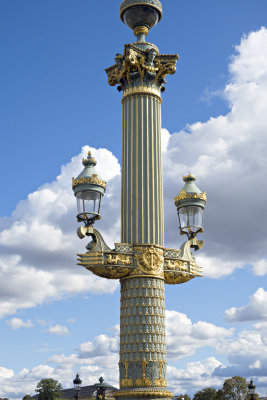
77, 228, 135, 280
77, 229, 203, 283
163, 239, 204, 285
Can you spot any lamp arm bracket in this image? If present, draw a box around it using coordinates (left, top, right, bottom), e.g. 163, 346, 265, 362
180, 238, 204, 259
77, 229, 135, 280
76, 233, 204, 282
163, 239, 203, 285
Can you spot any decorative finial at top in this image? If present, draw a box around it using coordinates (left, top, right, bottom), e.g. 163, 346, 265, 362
183, 173, 197, 182
82, 151, 97, 167
120, 0, 162, 40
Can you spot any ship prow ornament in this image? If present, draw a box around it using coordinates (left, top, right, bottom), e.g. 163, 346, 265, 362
73, 2, 207, 399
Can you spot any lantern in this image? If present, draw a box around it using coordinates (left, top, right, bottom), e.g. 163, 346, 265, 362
72, 151, 106, 226
174, 173, 206, 239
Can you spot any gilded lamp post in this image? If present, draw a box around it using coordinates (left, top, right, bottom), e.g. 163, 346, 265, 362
72, 1, 207, 400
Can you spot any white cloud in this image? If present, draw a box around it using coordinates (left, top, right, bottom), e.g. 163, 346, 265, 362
167, 357, 223, 394
163, 27, 267, 278
67, 318, 76, 323
48, 324, 70, 336
213, 320, 267, 379
166, 310, 233, 361
6, 318, 34, 330
0, 146, 119, 319
249, 360, 261, 369
1, 308, 267, 399
0, 314, 229, 399
225, 288, 267, 322
0, 367, 14, 379
252, 259, 267, 276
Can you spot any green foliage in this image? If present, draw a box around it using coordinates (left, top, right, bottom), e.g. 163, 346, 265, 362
23, 396, 32, 400
193, 387, 218, 400
35, 379, 62, 400
221, 376, 249, 400
176, 395, 191, 400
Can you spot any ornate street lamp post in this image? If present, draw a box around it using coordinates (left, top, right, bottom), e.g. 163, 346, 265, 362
73, 2, 206, 400
248, 379, 256, 400
96, 377, 107, 400
73, 373, 82, 400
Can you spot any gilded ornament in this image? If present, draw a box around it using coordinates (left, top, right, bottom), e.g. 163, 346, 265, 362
114, 390, 173, 398
135, 245, 164, 276
174, 190, 207, 204
135, 359, 152, 387
82, 265, 133, 279
154, 361, 167, 387
164, 259, 187, 271
164, 271, 194, 285
134, 26, 149, 37
106, 43, 178, 95
106, 254, 132, 266
72, 176, 106, 189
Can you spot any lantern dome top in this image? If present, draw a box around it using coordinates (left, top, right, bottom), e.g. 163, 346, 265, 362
182, 172, 197, 182
73, 373, 82, 385
82, 151, 96, 167
72, 151, 106, 195
248, 379, 256, 390
174, 173, 206, 208
120, 0, 162, 36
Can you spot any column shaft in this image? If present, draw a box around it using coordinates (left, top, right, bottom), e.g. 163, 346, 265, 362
119, 277, 167, 389
121, 94, 164, 246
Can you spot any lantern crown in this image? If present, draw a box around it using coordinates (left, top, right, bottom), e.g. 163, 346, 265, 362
174, 173, 206, 208
72, 151, 106, 194
73, 373, 82, 386
248, 379, 256, 391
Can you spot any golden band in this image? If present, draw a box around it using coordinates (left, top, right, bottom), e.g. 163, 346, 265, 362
122, 86, 162, 103
134, 26, 149, 36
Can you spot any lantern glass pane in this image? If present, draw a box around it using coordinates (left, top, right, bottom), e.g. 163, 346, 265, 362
76, 191, 101, 221
74, 383, 81, 391
178, 205, 203, 234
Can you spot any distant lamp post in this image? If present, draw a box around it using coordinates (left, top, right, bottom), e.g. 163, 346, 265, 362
72, 151, 106, 227
73, 373, 82, 400
248, 379, 256, 400
96, 377, 106, 400
175, 173, 206, 240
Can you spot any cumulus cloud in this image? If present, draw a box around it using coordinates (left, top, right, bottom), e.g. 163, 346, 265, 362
67, 318, 76, 323
252, 259, 267, 276
167, 357, 224, 394
163, 27, 267, 278
166, 310, 233, 361
212, 319, 267, 380
6, 318, 34, 329
0, 314, 230, 399
1, 307, 267, 399
224, 288, 267, 322
0, 146, 119, 318
48, 324, 70, 336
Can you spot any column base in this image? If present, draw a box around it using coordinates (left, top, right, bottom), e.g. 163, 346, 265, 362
114, 388, 173, 400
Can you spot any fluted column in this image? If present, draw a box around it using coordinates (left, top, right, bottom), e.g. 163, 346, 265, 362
121, 93, 164, 246
106, 20, 178, 399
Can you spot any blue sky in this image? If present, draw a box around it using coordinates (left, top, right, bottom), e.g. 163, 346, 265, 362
1, 1, 267, 399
